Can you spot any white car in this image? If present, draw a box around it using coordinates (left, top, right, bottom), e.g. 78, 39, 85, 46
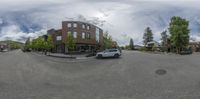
96, 49, 121, 58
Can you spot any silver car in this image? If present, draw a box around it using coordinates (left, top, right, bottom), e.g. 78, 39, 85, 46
96, 49, 121, 58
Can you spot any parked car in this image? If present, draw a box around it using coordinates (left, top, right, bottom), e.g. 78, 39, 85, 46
180, 48, 193, 55
96, 49, 121, 58
22, 48, 31, 52
2, 49, 8, 52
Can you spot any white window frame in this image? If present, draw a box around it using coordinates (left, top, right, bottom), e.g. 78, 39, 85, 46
67, 23, 72, 27
82, 32, 86, 39
56, 36, 62, 41
73, 32, 77, 38
96, 28, 100, 42
68, 31, 72, 36
87, 25, 90, 30
82, 24, 86, 29
87, 33, 90, 39
73, 23, 77, 28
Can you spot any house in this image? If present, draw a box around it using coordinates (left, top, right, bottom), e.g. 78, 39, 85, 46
146, 41, 161, 51
134, 45, 143, 50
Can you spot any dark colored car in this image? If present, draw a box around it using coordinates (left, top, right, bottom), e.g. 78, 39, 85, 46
180, 48, 193, 55
22, 48, 31, 52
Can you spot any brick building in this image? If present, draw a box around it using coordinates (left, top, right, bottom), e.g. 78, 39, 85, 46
47, 21, 103, 53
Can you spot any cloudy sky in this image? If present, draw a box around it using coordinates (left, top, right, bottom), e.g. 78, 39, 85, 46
0, 0, 200, 45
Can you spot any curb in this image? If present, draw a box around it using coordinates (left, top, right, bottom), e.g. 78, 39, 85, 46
30, 52, 94, 60
48, 54, 76, 59
47, 54, 94, 59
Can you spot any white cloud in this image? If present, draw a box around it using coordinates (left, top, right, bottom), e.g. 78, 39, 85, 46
0, 24, 46, 42
0, 0, 200, 45
0, 18, 2, 24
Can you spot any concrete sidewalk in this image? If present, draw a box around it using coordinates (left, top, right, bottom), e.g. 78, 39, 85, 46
30, 51, 95, 59
48, 53, 89, 59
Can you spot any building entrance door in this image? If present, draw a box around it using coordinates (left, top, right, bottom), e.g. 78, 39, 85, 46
56, 44, 62, 53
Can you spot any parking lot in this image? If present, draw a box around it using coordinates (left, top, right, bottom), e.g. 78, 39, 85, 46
1, 50, 200, 99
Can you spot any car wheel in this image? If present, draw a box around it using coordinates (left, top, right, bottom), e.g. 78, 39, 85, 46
97, 54, 103, 58
114, 54, 119, 58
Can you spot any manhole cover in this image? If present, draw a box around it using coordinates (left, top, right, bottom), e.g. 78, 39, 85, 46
155, 69, 167, 75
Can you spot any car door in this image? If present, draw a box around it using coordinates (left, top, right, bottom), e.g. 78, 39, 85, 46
107, 50, 114, 57
103, 50, 109, 57
112, 50, 118, 56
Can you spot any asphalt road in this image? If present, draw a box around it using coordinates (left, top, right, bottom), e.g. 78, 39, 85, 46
1, 50, 200, 99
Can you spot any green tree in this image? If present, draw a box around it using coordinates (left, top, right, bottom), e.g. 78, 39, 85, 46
161, 30, 168, 52
65, 33, 76, 56
24, 38, 31, 50
103, 32, 113, 49
169, 16, 190, 54
152, 44, 157, 52
44, 35, 54, 53
11, 43, 21, 49
129, 38, 134, 50
125, 45, 130, 50
143, 27, 153, 46
120, 46, 125, 50
31, 39, 37, 50
35, 37, 45, 51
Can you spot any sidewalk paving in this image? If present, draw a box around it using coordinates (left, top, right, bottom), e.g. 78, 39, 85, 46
30, 51, 96, 59
48, 53, 90, 59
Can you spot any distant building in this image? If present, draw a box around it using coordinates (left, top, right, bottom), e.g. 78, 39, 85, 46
112, 41, 118, 48
189, 42, 200, 52
146, 41, 161, 51
0, 43, 8, 52
47, 21, 103, 53
134, 45, 143, 50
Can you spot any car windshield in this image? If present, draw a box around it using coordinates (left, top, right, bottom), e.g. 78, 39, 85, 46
0, 0, 199, 99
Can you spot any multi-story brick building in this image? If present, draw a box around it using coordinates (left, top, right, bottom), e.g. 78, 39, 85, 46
47, 21, 103, 53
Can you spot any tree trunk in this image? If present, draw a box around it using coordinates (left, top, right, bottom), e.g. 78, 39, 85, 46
70, 51, 73, 58
44, 50, 47, 55
176, 47, 179, 54
177, 47, 181, 54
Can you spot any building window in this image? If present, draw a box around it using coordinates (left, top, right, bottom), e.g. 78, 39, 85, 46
68, 31, 72, 35
82, 24, 86, 29
73, 23, 77, 28
56, 36, 62, 41
73, 32, 77, 38
87, 33, 91, 39
96, 28, 100, 42
87, 25, 90, 30
82, 32, 86, 39
67, 23, 72, 27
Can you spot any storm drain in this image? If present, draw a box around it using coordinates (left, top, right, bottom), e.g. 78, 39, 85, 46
155, 69, 167, 75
